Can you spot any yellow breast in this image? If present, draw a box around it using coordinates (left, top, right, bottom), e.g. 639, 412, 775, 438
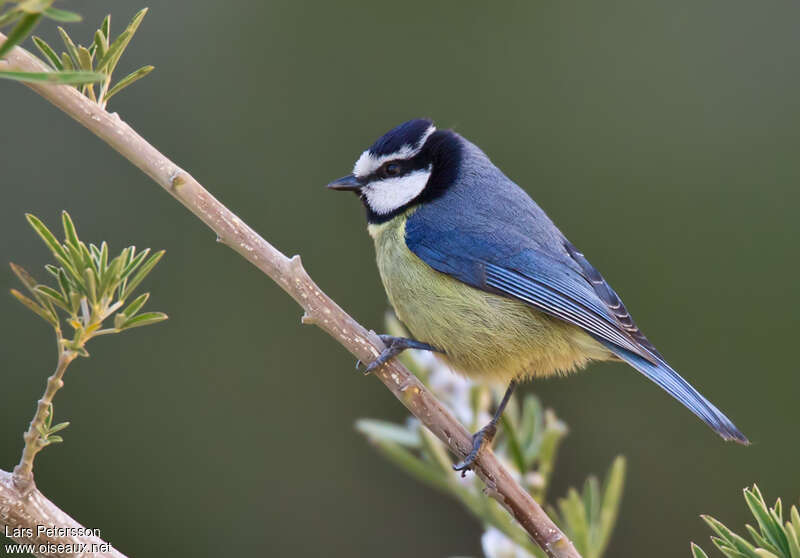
368, 214, 610, 383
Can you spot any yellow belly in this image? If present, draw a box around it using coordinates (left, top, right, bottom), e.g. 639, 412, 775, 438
368, 214, 611, 383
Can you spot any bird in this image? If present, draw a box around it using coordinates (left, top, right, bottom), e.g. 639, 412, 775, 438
327, 118, 748, 472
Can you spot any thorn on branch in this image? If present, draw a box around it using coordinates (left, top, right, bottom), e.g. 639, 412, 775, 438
300, 311, 316, 325
169, 169, 185, 189
288, 254, 304, 273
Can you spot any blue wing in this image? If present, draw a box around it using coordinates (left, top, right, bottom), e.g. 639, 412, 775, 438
406, 220, 652, 360
405, 214, 748, 444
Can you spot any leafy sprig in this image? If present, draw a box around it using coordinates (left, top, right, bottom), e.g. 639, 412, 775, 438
692, 485, 800, 558
31, 9, 152, 107
0, 0, 102, 84
11, 211, 166, 351
549, 458, 626, 558
0, 3, 152, 107
36, 403, 69, 447
10, 211, 167, 478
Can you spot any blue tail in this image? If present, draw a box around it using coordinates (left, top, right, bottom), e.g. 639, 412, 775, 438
598, 340, 749, 445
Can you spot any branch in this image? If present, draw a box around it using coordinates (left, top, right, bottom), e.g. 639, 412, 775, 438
0, 471, 126, 558
0, 37, 582, 558
14, 350, 77, 488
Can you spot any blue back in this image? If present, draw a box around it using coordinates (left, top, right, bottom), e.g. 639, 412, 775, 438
404, 133, 748, 444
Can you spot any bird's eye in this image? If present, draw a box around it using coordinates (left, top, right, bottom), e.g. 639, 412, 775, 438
384, 162, 401, 177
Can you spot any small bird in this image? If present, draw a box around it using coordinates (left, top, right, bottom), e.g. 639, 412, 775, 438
328, 118, 748, 472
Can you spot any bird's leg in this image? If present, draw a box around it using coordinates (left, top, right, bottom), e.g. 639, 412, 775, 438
453, 380, 517, 476
359, 335, 444, 375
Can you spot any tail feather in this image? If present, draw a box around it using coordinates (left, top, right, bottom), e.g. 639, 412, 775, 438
598, 340, 749, 445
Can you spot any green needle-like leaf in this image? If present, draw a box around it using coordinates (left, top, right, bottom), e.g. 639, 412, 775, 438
79, 240, 92, 268
0, 69, 105, 84
10, 262, 57, 319
77, 45, 92, 71
120, 247, 149, 279
0, 10, 23, 28
42, 6, 81, 22
418, 426, 453, 473
121, 245, 134, 268
93, 29, 106, 60
691, 543, 711, 558
96, 28, 129, 73
10, 289, 57, 325
48, 421, 69, 434
10, 262, 39, 294
59, 51, 73, 71
785, 522, 800, 558
97, 7, 147, 75
52, 253, 85, 295
99, 241, 108, 272
701, 515, 758, 555
67, 291, 81, 314
745, 488, 791, 556
32, 35, 61, 69
17, 0, 54, 13
355, 418, 421, 448
105, 64, 153, 100
89, 243, 101, 265
597, 456, 626, 555
117, 311, 167, 330
519, 395, 542, 464
122, 249, 164, 299
98, 253, 123, 300
61, 211, 80, 250
746, 525, 778, 554
100, 14, 110, 42
64, 243, 84, 272
56, 268, 70, 300
26, 213, 68, 262
558, 487, 589, 552
367, 438, 452, 495
83, 267, 97, 304
43, 403, 53, 428
0, 12, 41, 58
583, 475, 600, 549
120, 292, 149, 318
500, 412, 526, 474
56, 25, 79, 66
34, 285, 69, 311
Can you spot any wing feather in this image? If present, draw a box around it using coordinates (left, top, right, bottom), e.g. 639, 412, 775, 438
407, 229, 654, 362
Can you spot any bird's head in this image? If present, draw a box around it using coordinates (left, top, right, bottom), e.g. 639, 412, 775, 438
327, 119, 461, 223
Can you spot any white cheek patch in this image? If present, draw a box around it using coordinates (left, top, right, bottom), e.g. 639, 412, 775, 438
363, 167, 432, 215
353, 125, 436, 178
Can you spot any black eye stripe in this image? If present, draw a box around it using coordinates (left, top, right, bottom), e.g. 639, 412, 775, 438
364, 156, 429, 182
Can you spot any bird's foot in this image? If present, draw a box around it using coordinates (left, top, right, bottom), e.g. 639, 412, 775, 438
357, 335, 442, 375
453, 422, 498, 477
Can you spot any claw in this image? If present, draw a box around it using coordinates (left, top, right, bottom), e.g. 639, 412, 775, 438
453, 381, 516, 476
364, 359, 383, 374
453, 423, 498, 476
360, 335, 443, 375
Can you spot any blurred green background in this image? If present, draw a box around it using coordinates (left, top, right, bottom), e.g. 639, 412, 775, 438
2, 1, 798, 556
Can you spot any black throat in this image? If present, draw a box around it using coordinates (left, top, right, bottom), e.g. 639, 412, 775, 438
364, 130, 463, 225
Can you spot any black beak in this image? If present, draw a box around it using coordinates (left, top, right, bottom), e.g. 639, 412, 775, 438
326, 174, 362, 192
